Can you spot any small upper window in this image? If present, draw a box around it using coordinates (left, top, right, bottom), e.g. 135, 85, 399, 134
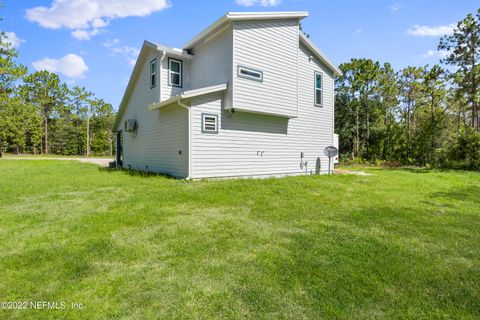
169, 58, 182, 87
150, 59, 156, 88
202, 113, 218, 134
314, 71, 322, 107
238, 66, 263, 82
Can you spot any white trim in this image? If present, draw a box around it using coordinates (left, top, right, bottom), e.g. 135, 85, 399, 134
199, 24, 231, 48
183, 11, 309, 49
149, 58, 157, 88
201, 113, 218, 133
299, 33, 342, 77
149, 83, 228, 110
183, 83, 228, 99
233, 107, 297, 119
188, 105, 193, 179
168, 58, 182, 87
144, 40, 193, 59
191, 170, 332, 180
314, 71, 323, 107
237, 65, 263, 82
227, 11, 308, 20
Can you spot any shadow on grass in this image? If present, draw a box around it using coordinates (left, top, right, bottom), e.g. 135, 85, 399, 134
98, 167, 176, 179
430, 185, 480, 205
397, 167, 432, 174
341, 164, 480, 175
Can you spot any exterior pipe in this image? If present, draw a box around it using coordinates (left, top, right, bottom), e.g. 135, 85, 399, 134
159, 50, 166, 101
176, 98, 189, 109
176, 98, 192, 180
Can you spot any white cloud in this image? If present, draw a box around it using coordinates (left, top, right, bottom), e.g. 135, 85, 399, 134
236, 0, 281, 6
91, 18, 108, 28
4, 31, 25, 48
354, 29, 362, 35
32, 53, 89, 78
26, 0, 171, 40
103, 39, 140, 66
71, 28, 101, 40
422, 49, 450, 59
104, 38, 120, 47
407, 23, 455, 36
388, 3, 404, 12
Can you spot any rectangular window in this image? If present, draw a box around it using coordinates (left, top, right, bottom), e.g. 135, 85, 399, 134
201, 113, 218, 134
238, 65, 263, 82
168, 58, 182, 87
315, 71, 323, 107
150, 59, 156, 88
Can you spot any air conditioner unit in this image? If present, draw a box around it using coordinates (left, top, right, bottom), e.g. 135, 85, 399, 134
124, 119, 138, 132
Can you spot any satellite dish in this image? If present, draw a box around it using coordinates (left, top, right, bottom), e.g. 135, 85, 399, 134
324, 146, 338, 175
324, 146, 338, 158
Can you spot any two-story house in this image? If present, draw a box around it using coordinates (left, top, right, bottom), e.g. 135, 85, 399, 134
112, 11, 342, 179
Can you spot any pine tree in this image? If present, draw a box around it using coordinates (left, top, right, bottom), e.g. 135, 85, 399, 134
439, 9, 480, 131
0, 31, 27, 156
21, 71, 66, 154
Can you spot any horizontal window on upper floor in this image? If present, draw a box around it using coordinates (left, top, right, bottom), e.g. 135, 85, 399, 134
168, 58, 183, 87
237, 65, 263, 82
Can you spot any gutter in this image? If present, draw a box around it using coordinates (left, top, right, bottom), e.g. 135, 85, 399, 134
149, 83, 228, 110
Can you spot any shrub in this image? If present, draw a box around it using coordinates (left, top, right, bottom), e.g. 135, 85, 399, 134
436, 128, 480, 170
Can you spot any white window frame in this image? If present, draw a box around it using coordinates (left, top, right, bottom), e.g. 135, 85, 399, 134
314, 71, 323, 107
150, 59, 157, 88
238, 65, 263, 82
168, 58, 183, 87
201, 113, 218, 134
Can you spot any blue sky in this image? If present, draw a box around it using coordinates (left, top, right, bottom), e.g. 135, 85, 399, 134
2, 0, 478, 109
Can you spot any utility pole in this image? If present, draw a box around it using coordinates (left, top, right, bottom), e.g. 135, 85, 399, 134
86, 113, 90, 157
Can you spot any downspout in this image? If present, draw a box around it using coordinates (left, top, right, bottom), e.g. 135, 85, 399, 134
159, 50, 166, 101
331, 74, 336, 174
176, 98, 192, 180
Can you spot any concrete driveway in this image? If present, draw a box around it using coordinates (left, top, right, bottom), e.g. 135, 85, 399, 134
2, 157, 113, 167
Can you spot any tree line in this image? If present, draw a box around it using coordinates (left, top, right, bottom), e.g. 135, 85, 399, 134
335, 8, 480, 169
0, 32, 115, 157
1, 7, 479, 169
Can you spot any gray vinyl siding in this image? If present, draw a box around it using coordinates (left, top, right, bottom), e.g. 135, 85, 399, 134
190, 42, 335, 179
189, 27, 233, 109
119, 51, 189, 177
189, 27, 233, 89
159, 28, 233, 104
232, 19, 299, 118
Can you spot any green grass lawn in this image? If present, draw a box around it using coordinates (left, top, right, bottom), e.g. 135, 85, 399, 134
0, 161, 479, 319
